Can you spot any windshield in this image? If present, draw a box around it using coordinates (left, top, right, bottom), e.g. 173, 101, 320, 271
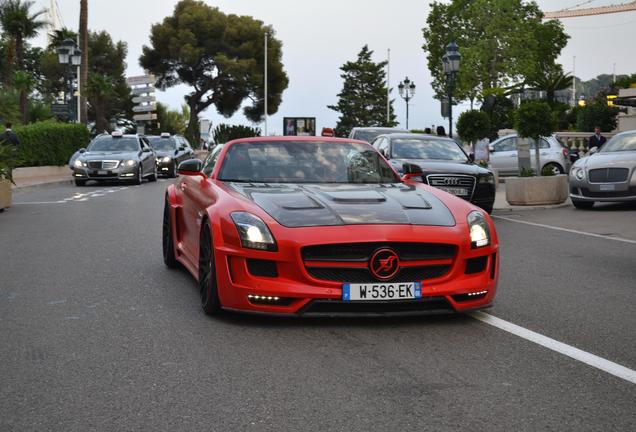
600, 133, 636, 152
147, 137, 176, 151
88, 137, 140, 152
353, 129, 403, 143
392, 138, 468, 161
218, 141, 400, 184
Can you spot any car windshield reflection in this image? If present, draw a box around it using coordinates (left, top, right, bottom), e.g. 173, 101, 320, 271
600, 133, 636, 152
392, 138, 468, 161
88, 137, 140, 152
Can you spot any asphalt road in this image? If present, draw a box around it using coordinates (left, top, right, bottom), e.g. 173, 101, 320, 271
1, 181, 634, 431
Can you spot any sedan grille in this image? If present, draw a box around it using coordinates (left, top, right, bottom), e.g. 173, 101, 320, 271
87, 160, 119, 169
426, 175, 475, 199
302, 242, 456, 283
588, 168, 629, 183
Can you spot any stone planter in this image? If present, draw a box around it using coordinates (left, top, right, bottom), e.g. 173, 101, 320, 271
505, 174, 568, 206
0, 178, 11, 211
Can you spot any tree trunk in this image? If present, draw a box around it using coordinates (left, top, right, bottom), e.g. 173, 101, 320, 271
186, 101, 200, 147
79, 0, 89, 124
15, 37, 28, 123
95, 101, 107, 133
19, 90, 29, 124
534, 143, 542, 176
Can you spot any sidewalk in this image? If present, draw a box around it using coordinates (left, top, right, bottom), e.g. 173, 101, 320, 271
12, 166, 72, 190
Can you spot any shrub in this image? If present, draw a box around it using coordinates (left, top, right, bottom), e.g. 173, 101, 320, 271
212, 124, 261, 144
515, 101, 556, 141
9, 122, 90, 167
575, 102, 620, 132
456, 110, 491, 144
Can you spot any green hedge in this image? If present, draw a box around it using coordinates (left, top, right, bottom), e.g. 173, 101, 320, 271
8, 122, 90, 167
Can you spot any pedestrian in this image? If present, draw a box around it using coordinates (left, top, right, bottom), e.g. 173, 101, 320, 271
424, 127, 432, 134
436, 125, 446, 137
0, 122, 20, 147
588, 126, 606, 153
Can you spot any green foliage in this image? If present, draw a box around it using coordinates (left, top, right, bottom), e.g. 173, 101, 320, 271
422, 0, 569, 102
146, 103, 189, 136
515, 101, 556, 140
410, 129, 428, 134
328, 45, 398, 137
575, 102, 620, 133
456, 110, 491, 144
614, 74, 636, 90
140, 0, 289, 143
28, 100, 54, 122
0, 87, 20, 124
0, 142, 19, 183
480, 93, 514, 139
519, 167, 535, 177
9, 122, 90, 166
541, 165, 556, 176
527, 66, 572, 105
212, 124, 261, 144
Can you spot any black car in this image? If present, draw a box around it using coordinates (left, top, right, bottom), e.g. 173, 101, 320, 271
72, 132, 157, 186
372, 133, 496, 213
146, 133, 195, 178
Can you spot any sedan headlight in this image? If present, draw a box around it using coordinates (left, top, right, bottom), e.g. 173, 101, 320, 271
73, 159, 86, 168
124, 159, 137, 167
231, 212, 277, 251
479, 173, 495, 184
161, 156, 172, 163
467, 210, 490, 248
573, 167, 585, 181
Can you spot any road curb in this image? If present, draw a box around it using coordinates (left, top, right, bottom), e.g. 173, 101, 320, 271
493, 201, 572, 212
12, 178, 73, 192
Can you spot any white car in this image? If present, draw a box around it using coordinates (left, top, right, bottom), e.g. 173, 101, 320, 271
488, 134, 571, 176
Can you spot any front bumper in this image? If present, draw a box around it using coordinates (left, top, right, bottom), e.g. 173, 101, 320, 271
156, 158, 176, 176
569, 177, 636, 202
205, 223, 499, 316
72, 164, 138, 181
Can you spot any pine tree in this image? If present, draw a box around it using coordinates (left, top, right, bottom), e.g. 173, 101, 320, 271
328, 45, 397, 137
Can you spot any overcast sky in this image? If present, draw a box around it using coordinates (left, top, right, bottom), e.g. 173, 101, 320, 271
33, 0, 636, 134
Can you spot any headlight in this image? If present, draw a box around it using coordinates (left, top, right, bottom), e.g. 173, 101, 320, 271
124, 160, 137, 167
231, 212, 277, 251
73, 159, 85, 168
573, 168, 585, 181
467, 211, 490, 248
161, 156, 172, 163
479, 173, 495, 184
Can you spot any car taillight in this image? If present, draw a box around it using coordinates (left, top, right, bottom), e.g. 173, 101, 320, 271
562, 148, 569, 159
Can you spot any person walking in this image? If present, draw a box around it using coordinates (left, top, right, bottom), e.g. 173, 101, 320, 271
588, 126, 606, 152
436, 126, 447, 137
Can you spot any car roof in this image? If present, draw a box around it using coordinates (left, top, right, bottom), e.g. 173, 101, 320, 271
226, 136, 369, 145
352, 127, 408, 131
378, 133, 455, 141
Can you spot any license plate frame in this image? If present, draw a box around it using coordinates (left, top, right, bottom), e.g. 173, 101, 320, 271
599, 184, 616, 191
437, 186, 469, 196
342, 282, 422, 301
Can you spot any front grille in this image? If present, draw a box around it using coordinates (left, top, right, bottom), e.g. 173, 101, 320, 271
588, 168, 629, 183
87, 160, 119, 169
306, 265, 451, 283
302, 242, 456, 283
426, 175, 475, 199
300, 297, 453, 316
580, 187, 636, 198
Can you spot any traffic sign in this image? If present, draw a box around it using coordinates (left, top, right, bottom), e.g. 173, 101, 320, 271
126, 75, 156, 86
132, 95, 155, 104
131, 85, 155, 95
133, 113, 158, 121
133, 104, 157, 113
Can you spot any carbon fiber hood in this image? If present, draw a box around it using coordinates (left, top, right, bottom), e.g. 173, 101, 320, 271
228, 183, 456, 228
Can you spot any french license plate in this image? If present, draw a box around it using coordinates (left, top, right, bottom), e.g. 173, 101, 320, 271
98, 170, 107, 175
599, 184, 615, 191
342, 282, 422, 301
437, 186, 469, 196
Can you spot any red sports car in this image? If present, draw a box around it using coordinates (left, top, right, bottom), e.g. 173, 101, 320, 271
163, 137, 499, 316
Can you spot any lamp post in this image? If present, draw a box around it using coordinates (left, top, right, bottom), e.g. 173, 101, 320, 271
442, 41, 461, 138
56, 39, 81, 122
398, 77, 416, 129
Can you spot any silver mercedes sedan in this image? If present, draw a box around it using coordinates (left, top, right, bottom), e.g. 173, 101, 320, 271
569, 130, 636, 209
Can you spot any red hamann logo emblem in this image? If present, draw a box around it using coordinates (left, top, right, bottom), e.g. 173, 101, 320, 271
370, 248, 400, 281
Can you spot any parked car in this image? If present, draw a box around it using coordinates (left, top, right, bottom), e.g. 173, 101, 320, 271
569, 130, 636, 209
163, 136, 499, 316
72, 131, 157, 186
488, 134, 571, 176
372, 133, 496, 213
349, 127, 408, 143
146, 133, 195, 178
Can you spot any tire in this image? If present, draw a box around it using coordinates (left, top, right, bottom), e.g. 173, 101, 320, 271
198, 223, 221, 315
543, 162, 564, 175
481, 204, 494, 214
572, 199, 594, 210
171, 164, 178, 178
148, 167, 157, 182
133, 166, 142, 185
162, 197, 179, 269
75, 179, 86, 186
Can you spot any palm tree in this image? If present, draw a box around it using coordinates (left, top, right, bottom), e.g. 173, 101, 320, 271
0, 0, 46, 121
47, 28, 78, 51
79, 0, 88, 124
528, 67, 573, 105
85, 73, 114, 133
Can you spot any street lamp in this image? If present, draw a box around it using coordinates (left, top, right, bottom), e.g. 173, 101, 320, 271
398, 77, 416, 129
442, 41, 461, 138
56, 39, 81, 122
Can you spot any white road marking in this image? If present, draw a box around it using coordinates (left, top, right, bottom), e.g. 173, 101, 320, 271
13, 187, 129, 206
470, 312, 636, 385
13, 201, 67, 205
493, 215, 636, 245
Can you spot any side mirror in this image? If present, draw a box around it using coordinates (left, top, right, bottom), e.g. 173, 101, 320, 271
142, 147, 152, 153
468, 153, 475, 162
79, 148, 86, 153
179, 146, 186, 151
379, 148, 387, 157
177, 158, 205, 177
488, 144, 495, 153
401, 163, 423, 181
589, 147, 598, 155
